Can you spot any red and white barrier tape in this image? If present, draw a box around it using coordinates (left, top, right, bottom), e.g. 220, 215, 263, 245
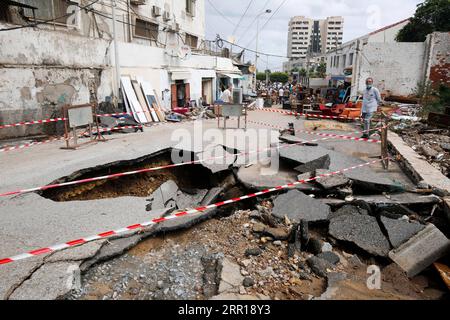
256, 108, 362, 121
247, 120, 382, 144
0, 158, 387, 266
0, 109, 166, 130
0, 125, 144, 153
0, 124, 376, 197
0, 117, 67, 130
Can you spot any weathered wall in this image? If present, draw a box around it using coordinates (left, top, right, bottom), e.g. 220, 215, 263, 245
0, 27, 113, 139
356, 42, 426, 96
424, 32, 450, 89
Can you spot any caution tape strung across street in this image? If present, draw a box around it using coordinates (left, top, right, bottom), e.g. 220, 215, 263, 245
0, 109, 169, 130
0, 126, 378, 197
0, 125, 144, 153
0, 158, 388, 266
0, 117, 68, 130
247, 120, 383, 144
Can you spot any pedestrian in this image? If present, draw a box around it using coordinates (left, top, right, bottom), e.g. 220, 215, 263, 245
278, 87, 284, 104
219, 84, 233, 104
361, 77, 382, 139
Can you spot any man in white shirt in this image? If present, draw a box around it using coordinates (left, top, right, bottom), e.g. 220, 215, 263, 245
278, 87, 285, 104
220, 85, 233, 103
361, 77, 382, 139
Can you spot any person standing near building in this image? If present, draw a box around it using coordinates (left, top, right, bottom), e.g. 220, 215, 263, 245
361, 77, 382, 139
278, 87, 285, 104
220, 84, 233, 104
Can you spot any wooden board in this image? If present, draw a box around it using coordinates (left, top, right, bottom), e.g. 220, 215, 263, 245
152, 103, 166, 122
120, 76, 148, 124
131, 80, 153, 123
140, 81, 160, 122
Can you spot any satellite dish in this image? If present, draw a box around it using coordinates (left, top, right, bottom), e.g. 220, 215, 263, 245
249, 65, 256, 73
178, 45, 192, 59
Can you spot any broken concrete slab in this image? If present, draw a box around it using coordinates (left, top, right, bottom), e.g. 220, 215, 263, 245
316, 252, 340, 266
146, 180, 179, 211
307, 256, 334, 278
46, 240, 106, 263
278, 135, 318, 146
294, 155, 331, 174
176, 189, 209, 210
9, 261, 80, 300
322, 193, 440, 209
236, 163, 319, 192
354, 193, 440, 208
272, 190, 330, 223
389, 224, 450, 277
201, 187, 223, 206
80, 234, 146, 272
315, 169, 350, 189
328, 205, 369, 220
380, 216, 425, 249
196, 145, 237, 174
329, 214, 391, 257
218, 258, 244, 294
280, 145, 401, 192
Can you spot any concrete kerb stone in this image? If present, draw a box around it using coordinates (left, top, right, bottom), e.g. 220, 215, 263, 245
388, 224, 450, 277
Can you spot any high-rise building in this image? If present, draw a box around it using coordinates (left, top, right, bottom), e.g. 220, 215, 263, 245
287, 16, 344, 60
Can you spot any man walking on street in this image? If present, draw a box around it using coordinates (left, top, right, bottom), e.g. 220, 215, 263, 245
361, 77, 381, 139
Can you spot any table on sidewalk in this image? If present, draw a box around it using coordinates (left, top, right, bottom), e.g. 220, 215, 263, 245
214, 104, 247, 129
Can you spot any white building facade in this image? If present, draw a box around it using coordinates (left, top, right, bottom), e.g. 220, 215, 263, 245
0, 0, 241, 138
287, 16, 344, 60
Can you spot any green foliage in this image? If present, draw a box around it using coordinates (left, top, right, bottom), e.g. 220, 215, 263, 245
256, 72, 266, 81
316, 62, 327, 78
270, 72, 289, 83
416, 81, 450, 116
396, 0, 450, 42
299, 68, 307, 77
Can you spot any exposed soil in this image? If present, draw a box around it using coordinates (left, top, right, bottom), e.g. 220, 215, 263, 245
41, 150, 225, 202
71, 209, 447, 301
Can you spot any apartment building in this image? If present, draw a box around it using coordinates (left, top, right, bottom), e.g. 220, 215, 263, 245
0, 0, 241, 138
287, 16, 344, 60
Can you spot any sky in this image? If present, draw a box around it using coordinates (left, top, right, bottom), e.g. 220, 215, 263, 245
205, 0, 424, 71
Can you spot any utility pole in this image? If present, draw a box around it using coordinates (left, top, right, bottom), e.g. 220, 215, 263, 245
254, 9, 271, 92
111, 0, 121, 101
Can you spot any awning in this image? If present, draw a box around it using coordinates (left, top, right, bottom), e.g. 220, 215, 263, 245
170, 70, 191, 81
218, 73, 244, 80
331, 75, 346, 81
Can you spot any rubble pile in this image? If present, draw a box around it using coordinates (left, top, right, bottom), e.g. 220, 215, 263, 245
68, 141, 449, 300
392, 122, 450, 177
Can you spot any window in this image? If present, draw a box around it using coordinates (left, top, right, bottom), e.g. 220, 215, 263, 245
342, 54, 346, 67
186, 0, 196, 16
21, 0, 76, 25
134, 18, 159, 41
349, 53, 354, 65
185, 33, 198, 49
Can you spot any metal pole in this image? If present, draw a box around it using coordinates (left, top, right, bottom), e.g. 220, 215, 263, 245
254, 16, 259, 92
111, 0, 121, 99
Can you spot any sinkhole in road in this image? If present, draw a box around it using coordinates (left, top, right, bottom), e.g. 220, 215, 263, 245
40, 147, 246, 203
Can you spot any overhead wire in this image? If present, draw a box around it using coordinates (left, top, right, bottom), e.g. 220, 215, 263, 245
0, 0, 102, 31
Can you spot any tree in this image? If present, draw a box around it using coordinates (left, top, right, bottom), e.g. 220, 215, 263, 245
256, 72, 266, 81
396, 0, 450, 42
316, 62, 327, 78
269, 72, 289, 83
299, 68, 307, 77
